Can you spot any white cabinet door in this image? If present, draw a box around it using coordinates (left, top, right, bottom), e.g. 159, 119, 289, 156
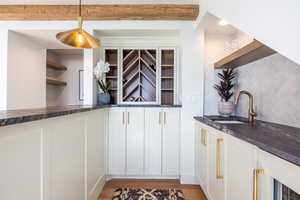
226, 135, 257, 200
44, 115, 86, 200
208, 130, 225, 200
145, 108, 162, 176
197, 124, 208, 194
86, 110, 106, 200
126, 108, 145, 175
108, 108, 127, 175
0, 123, 42, 200
162, 108, 180, 176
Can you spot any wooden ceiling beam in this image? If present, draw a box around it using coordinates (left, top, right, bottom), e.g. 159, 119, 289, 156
0, 4, 199, 20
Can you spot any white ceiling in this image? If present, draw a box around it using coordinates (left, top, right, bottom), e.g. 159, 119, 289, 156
203, 14, 238, 35
14, 30, 76, 49
48, 49, 83, 55
0, 0, 199, 5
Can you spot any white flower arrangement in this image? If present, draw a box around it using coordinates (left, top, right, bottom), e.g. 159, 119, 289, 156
93, 59, 110, 79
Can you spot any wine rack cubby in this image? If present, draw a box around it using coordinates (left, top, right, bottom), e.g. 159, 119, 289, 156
105, 49, 118, 104
161, 49, 175, 105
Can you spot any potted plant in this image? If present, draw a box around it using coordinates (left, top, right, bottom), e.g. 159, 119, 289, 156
214, 68, 236, 117
96, 80, 111, 105
93, 59, 111, 105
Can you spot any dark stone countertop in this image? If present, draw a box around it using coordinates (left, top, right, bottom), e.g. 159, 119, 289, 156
194, 115, 300, 167
0, 104, 182, 127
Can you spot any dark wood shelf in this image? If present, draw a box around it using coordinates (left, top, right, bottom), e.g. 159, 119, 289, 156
46, 77, 67, 86
214, 39, 276, 69
161, 88, 174, 91
106, 76, 117, 79
47, 60, 67, 71
161, 76, 174, 79
161, 64, 174, 68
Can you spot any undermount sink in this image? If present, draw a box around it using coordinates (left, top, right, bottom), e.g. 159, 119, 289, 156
215, 120, 245, 124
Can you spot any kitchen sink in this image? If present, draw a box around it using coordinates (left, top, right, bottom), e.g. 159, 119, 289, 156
214, 120, 245, 124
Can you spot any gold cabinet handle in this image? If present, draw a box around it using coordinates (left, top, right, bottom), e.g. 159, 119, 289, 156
164, 112, 166, 124
253, 169, 264, 200
122, 112, 125, 124
127, 112, 130, 124
159, 112, 162, 124
216, 138, 224, 179
201, 129, 207, 146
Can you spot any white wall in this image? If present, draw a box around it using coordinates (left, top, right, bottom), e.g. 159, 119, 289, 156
236, 53, 300, 128
199, 0, 300, 65
46, 53, 84, 106
7, 31, 46, 110
179, 27, 204, 183
203, 33, 232, 115
0, 30, 8, 110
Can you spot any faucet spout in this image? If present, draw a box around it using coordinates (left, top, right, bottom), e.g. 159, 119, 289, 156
235, 90, 257, 123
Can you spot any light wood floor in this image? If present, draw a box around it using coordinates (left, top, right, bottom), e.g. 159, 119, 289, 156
98, 179, 207, 200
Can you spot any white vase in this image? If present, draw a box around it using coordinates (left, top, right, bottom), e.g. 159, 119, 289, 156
218, 101, 234, 117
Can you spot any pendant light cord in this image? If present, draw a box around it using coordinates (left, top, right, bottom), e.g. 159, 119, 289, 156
79, 0, 82, 17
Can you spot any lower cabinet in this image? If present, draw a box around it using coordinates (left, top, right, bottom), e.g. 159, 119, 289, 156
0, 110, 107, 200
161, 108, 180, 176
126, 108, 145, 175
208, 129, 225, 200
226, 135, 257, 200
108, 107, 180, 177
196, 120, 300, 200
195, 122, 208, 194
108, 108, 127, 175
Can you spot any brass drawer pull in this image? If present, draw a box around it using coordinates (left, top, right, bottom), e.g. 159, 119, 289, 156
159, 112, 162, 124
122, 112, 125, 124
216, 138, 224, 179
253, 169, 264, 200
127, 112, 130, 124
201, 129, 207, 146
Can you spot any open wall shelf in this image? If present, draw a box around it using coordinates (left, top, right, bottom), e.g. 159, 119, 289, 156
214, 39, 276, 69
161, 49, 175, 105
46, 77, 67, 86
47, 60, 67, 71
105, 49, 118, 104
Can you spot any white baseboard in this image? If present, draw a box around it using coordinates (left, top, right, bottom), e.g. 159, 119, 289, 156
88, 175, 106, 200
106, 175, 180, 180
180, 175, 200, 185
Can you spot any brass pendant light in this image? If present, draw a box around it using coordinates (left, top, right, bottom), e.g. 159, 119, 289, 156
56, 0, 100, 49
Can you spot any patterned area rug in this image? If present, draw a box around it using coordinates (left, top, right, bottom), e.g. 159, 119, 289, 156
112, 188, 185, 200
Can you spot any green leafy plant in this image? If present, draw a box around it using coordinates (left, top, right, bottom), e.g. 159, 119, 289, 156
214, 68, 236, 102
97, 80, 111, 93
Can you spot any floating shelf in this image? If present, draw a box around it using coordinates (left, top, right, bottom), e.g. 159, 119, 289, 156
46, 77, 67, 86
47, 60, 67, 71
161, 88, 174, 91
161, 76, 174, 79
214, 39, 276, 69
161, 64, 174, 67
106, 76, 117, 79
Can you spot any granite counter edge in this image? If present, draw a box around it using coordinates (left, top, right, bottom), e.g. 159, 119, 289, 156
0, 104, 182, 127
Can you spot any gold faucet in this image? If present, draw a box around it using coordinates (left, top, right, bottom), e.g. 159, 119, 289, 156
235, 90, 257, 123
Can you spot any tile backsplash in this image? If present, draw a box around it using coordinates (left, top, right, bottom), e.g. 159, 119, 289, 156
235, 53, 300, 128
